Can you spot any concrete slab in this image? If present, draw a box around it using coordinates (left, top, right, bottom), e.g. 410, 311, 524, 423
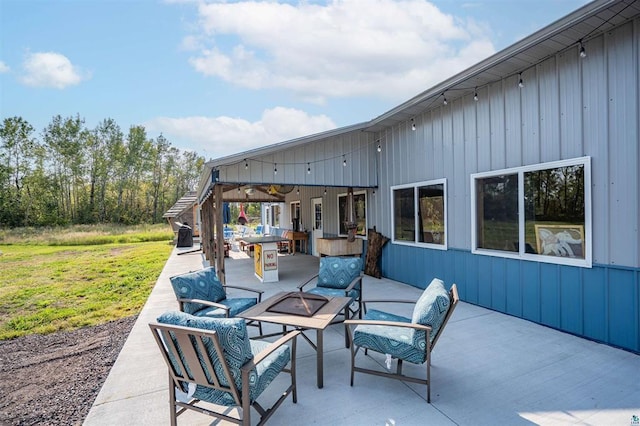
84, 249, 640, 426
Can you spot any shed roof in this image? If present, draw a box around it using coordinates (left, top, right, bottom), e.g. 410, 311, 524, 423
162, 191, 198, 218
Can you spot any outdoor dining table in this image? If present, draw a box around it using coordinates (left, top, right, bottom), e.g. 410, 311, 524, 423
238, 292, 352, 389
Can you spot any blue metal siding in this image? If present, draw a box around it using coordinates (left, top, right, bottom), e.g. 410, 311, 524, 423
381, 244, 640, 353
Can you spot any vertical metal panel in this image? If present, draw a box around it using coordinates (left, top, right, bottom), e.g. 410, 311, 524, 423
477, 256, 494, 307
477, 87, 492, 172
521, 67, 541, 164
522, 262, 541, 322
582, 35, 609, 265
491, 257, 507, 312
560, 267, 583, 335
506, 261, 522, 316
452, 100, 467, 248
557, 50, 583, 159
583, 266, 607, 342
607, 269, 638, 350
489, 80, 507, 170
538, 57, 561, 162
464, 251, 479, 304
504, 75, 523, 167
607, 23, 639, 267
540, 263, 560, 328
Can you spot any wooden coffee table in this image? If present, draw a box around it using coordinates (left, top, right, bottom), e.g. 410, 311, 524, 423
238, 292, 352, 388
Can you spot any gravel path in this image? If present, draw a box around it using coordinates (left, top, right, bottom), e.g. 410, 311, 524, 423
0, 316, 136, 426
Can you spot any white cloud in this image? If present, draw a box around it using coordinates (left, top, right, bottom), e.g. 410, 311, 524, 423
145, 107, 336, 158
0, 61, 9, 73
20, 52, 89, 89
185, 0, 495, 102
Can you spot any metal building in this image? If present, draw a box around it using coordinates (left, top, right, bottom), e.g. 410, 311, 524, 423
197, 0, 640, 353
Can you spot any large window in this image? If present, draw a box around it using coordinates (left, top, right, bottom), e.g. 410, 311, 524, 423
471, 157, 591, 267
391, 179, 447, 249
338, 191, 367, 237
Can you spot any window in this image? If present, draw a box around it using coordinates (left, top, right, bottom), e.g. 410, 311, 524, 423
338, 191, 367, 237
391, 179, 447, 249
471, 157, 591, 267
290, 201, 301, 231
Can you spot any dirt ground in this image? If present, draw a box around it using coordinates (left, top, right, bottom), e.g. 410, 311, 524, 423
0, 316, 136, 426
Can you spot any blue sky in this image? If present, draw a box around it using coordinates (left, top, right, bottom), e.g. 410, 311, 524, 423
1, 0, 590, 159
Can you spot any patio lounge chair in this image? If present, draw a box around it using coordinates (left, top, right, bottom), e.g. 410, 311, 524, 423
170, 267, 264, 334
345, 278, 458, 402
150, 311, 299, 425
298, 256, 364, 320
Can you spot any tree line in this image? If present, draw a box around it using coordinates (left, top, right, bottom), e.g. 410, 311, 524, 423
0, 115, 205, 227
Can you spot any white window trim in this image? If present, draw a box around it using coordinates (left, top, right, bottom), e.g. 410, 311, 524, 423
390, 178, 448, 250
337, 190, 367, 239
470, 156, 592, 268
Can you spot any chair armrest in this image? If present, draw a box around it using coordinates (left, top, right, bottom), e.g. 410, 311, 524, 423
223, 285, 265, 297
361, 299, 415, 311
343, 273, 363, 292
298, 274, 319, 290
177, 298, 230, 314
243, 330, 300, 369
344, 319, 432, 333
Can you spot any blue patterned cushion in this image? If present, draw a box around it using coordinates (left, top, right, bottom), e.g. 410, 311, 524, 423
318, 257, 363, 290
170, 267, 227, 314
192, 335, 290, 405
157, 311, 254, 406
411, 278, 450, 343
353, 309, 426, 364
194, 297, 257, 318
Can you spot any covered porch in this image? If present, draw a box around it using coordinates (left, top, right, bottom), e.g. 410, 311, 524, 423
84, 247, 640, 425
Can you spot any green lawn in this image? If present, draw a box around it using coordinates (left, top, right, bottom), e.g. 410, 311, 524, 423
0, 225, 174, 340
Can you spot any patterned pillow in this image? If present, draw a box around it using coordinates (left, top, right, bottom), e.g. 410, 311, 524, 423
411, 278, 450, 341
156, 311, 253, 392
170, 267, 226, 314
318, 256, 363, 289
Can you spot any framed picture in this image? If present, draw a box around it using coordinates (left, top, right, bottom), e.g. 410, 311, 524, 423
534, 224, 585, 259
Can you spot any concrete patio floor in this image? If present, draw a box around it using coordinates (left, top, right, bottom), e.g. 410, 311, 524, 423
83, 244, 640, 426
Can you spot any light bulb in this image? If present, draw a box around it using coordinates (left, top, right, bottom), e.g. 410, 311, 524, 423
377, 144, 382, 153
443, 97, 448, 105
411, 119, 416, 131
579, 45, 586, 58
274, 163, 277, 175
343, 156, 347, 167
244, 159, 248, 169
518, 74, 524, 88
307, 163, 311, 174
474, 92, 478, 102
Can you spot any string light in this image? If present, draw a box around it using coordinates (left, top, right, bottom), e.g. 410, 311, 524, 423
518, 73, 524, 88
307, 163, 311, 174
579, 39, 587, 58
443, 93, 448, 105
244, 159, 248, 169
296, 186, 300, 195
342, 155, 347, 167
324, 187, 327, 195
274, 163, 277, 175
473, 88, 478, 102
377, 144, 382, 153
411, 118, 416, 131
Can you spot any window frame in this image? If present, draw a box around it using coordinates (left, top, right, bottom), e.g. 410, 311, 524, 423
470, 156, 592, 267
337, 190, 367, 239
390, 178, 448, 250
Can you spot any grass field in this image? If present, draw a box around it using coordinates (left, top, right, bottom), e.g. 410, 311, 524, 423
0, 224, 174, 340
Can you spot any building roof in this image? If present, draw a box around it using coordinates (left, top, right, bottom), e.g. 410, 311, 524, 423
162, 191, 198, 218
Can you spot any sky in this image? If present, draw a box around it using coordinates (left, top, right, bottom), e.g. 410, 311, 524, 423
1, 0, 591, 160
